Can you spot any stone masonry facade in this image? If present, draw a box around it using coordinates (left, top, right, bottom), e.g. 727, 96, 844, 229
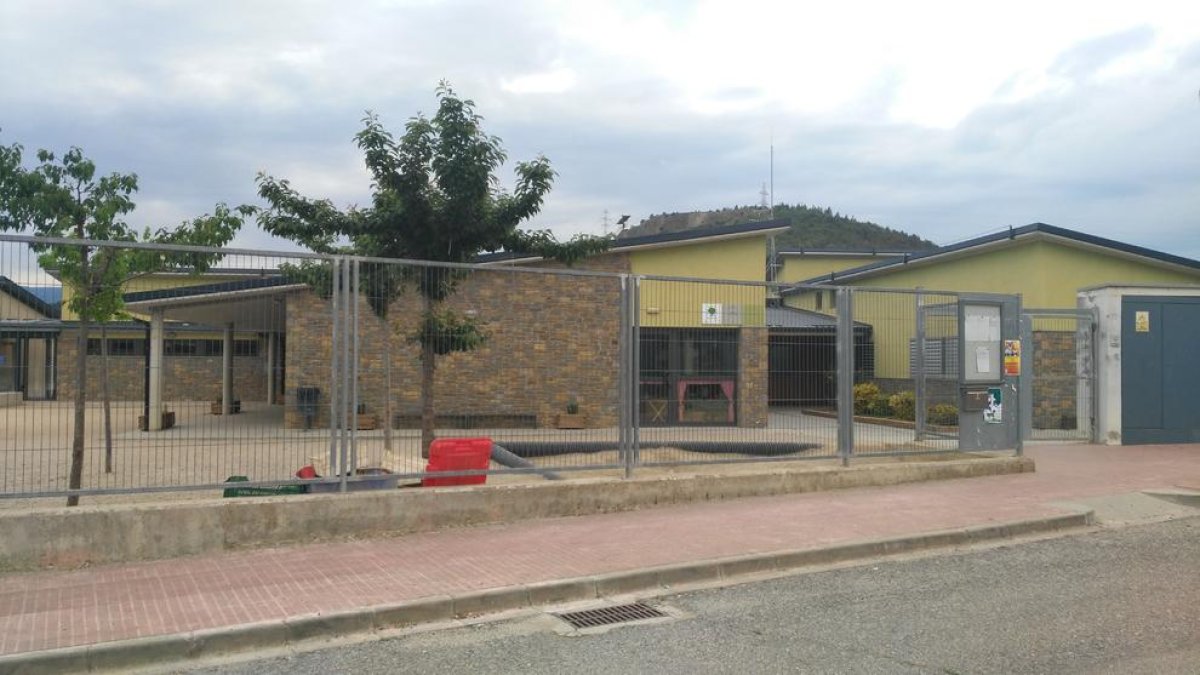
285, 252, 771, 430
737, 327, 769, 427
1032, 330, 1079, 430
56, 330, 268, 403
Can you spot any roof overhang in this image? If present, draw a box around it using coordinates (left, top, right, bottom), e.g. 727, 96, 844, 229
124, 283, 307, 332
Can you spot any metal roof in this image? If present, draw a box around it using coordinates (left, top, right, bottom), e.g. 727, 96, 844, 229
765, 305, 871, 330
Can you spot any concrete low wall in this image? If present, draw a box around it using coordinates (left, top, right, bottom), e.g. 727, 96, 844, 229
0, 456, 1033, 571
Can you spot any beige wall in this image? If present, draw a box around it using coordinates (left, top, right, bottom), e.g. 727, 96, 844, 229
0, 291, 44, 320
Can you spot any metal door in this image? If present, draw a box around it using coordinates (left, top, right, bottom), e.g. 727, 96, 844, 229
1122, 296, 1200, 444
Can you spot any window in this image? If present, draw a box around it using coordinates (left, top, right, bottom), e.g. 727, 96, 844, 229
164, 339, 198, 356
233, 339, 259, 357
86, 338, 146, 356
84, 337, 259, 357
909, 337, 959, 379
107, 339, 142, 356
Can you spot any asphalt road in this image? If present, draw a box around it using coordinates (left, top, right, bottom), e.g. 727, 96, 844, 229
189, 517, 1200, 674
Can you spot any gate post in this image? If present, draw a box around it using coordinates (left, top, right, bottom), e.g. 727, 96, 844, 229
836, 287, 855, 466
328, 257, 341, 481
618, 275, 631, 479
1018, 312, 1033, 445
628, 276, 642, 477
914, 288, 926, 442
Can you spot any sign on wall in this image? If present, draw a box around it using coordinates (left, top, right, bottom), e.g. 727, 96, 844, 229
984, 387, 1003, 424
701, 303, 722, 325
1135, 310, 1150, 333
1003, 339, 1021, 376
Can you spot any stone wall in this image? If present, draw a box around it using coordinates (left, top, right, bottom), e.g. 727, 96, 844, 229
56, 331, 268, 402
285, 255, 629, 429
737, 327, 769, 427
284, 253, 773, 430
1032, 330, 1079, 430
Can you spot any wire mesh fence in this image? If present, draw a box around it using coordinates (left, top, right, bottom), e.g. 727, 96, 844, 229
0, 234, 1025, 504
846, 289, 962, 456
1021, 310, 1095, 441
0, 236, 343, 500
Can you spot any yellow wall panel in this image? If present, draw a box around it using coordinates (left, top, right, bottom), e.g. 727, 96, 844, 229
631, 236, 769, 327
777, 255, 898, 284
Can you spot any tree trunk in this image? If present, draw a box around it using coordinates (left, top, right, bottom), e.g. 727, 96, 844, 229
67, 313, 88, 507
101, 324, 113, 473
382, 318, 393, 452
420, 338, 436, 459
419, 297, 437, 459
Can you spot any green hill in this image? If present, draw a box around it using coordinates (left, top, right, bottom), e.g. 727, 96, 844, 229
624, 204, 936, 251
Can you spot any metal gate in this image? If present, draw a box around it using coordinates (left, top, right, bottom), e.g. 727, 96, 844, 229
1019, 309, 1097, 442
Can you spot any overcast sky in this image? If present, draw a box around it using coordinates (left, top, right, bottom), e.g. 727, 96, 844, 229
2, 1, 1198, 259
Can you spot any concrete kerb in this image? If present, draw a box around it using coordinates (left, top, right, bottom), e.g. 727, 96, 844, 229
0, 508, 1092, 675
1142, 489, 1200, 508
0, 456, 1035, 572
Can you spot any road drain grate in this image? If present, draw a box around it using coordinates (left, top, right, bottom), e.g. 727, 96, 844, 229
554, 602, 668, 629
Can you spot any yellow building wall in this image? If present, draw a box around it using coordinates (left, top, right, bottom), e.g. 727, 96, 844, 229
837, 240, 1200, 309
784, 239, 1200, 380
631, 236, 768, 328
777, 255, 898, 284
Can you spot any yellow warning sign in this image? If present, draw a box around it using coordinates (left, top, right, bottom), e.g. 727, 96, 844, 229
1135, 311, 1150, 333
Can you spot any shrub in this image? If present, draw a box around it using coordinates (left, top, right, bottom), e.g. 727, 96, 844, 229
888, 391, 916, 421
927, 403, 959, 426
866, 398, 892, 418
853, 382, 882, 415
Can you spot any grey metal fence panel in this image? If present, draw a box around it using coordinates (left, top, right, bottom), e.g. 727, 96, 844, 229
1, 233, 1018, 505
0, 236, 351, 503
628, 275, 842, 467
844, 287, 961, 457
1021, 310, 1096, 441
346, 258, 629, 483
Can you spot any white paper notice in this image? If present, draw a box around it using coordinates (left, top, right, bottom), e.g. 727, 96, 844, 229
965, 315, 988, 342
964, 306, 1001, 341
975, 346, 991, 374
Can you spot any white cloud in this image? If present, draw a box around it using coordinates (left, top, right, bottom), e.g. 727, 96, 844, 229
502, 66, 578, 95
1, 0, 1198, 258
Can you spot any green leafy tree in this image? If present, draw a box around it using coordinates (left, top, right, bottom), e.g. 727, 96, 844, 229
257, 83, 611, 456
0, 138, 247, 505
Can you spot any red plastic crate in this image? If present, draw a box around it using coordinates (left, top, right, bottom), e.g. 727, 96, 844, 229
422, 437, 493, 487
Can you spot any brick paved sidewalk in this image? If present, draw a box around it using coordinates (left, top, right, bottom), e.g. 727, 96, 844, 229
0, 444, 1196, 657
